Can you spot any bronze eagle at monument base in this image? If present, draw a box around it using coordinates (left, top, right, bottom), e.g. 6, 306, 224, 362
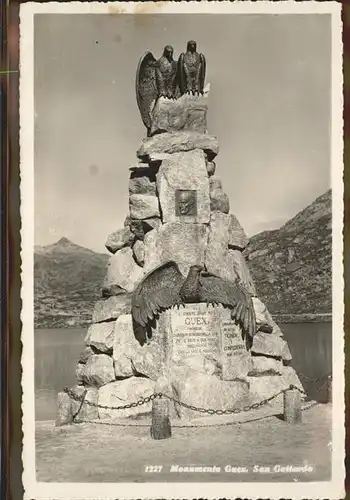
178, 40, 206, 96
136, 46, 179, 136
131, 261, 256, 347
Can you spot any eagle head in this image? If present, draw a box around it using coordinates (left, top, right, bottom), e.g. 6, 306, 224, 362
179, 264, 204, 303
188, 264, 203, 274
163, 45, 174, 61
187, 40, 197, 53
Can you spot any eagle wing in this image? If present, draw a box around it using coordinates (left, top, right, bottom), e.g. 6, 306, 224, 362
136, 51, 158, 132
132, 261, 185, 327
199, 275, 256, 339
199, 53, 206, 93
178, 52, 186, 95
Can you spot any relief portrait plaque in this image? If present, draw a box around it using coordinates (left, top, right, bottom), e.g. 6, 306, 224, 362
175, 189, 198, 216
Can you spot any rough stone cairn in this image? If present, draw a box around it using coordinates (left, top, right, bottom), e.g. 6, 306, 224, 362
57, 87, 303, 425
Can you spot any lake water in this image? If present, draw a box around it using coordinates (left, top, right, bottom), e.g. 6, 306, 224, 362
35, 323, 332, 421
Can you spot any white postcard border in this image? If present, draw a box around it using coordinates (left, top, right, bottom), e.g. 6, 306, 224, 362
20, 2, 345, 499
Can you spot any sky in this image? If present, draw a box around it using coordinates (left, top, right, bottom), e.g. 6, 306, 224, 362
34, 13, 331, 253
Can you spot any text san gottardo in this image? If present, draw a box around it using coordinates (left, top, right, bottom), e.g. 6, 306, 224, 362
169, 464, 314, 474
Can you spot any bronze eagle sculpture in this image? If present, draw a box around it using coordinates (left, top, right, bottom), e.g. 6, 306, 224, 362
136, 45, 179, 135
131, 261, 256, 346
178, 40, 206, 96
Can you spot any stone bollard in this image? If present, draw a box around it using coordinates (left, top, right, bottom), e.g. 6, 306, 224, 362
150, 376, 172, 440
55, 391, 73, 427
151, 398, 172, 440
327, 375, 332, 404
283, 387, 302, 424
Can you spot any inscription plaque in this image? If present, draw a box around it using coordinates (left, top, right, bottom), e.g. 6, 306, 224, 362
171, 303, 220, 359
221, 319, 251, 380
175, 189, 197, 216
165, 303, 251, 380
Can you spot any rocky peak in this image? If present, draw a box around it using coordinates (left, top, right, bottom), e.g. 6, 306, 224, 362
57, 236, 71, 245
35, 237, 100, 256
282, 189, 331, 233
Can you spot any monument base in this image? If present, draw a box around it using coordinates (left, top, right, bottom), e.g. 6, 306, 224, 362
65, 303, 303, 423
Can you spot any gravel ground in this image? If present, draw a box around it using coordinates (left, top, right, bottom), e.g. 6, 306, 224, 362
35, 403, 332, 483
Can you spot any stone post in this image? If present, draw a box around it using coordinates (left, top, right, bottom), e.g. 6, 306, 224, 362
150, 376, 172, 440
283, 387, 302, 424
55, 391, 73, 427
150, 398, 172, 440
327, 375, 332, 404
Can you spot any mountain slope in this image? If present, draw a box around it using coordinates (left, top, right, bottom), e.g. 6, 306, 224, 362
34, 190, 332, 328
34, 237, 109, 328
245, 189, 332, 319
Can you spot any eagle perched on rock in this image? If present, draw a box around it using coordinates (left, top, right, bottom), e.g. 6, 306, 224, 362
136, 46, 179, 135
178, 40, 206, 96
131, 261, 256, 345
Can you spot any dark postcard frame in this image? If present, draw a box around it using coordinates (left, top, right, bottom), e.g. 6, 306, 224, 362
1, 1, 21, 498
1, 1, 349, 499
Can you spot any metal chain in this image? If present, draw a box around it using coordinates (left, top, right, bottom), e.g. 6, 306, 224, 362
301, 400, 319, 412
72, 388, 87, 419
162, 384, 305, 415
64, 387, 162, 411
64, 384, 306, 416
309, 377, 331, 397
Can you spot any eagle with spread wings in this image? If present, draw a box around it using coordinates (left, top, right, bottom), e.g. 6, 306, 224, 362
136, 46, 179, 136
131, 261, 256, 346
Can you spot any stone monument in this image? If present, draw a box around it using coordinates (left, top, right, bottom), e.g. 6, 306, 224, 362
60, 42, 303, 424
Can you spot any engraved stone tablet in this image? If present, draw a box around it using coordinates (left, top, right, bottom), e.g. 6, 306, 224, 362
161, 303, 251, 381
175, 189, 197, 216
170, 303, 221, 361
221, 316, 252, 380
